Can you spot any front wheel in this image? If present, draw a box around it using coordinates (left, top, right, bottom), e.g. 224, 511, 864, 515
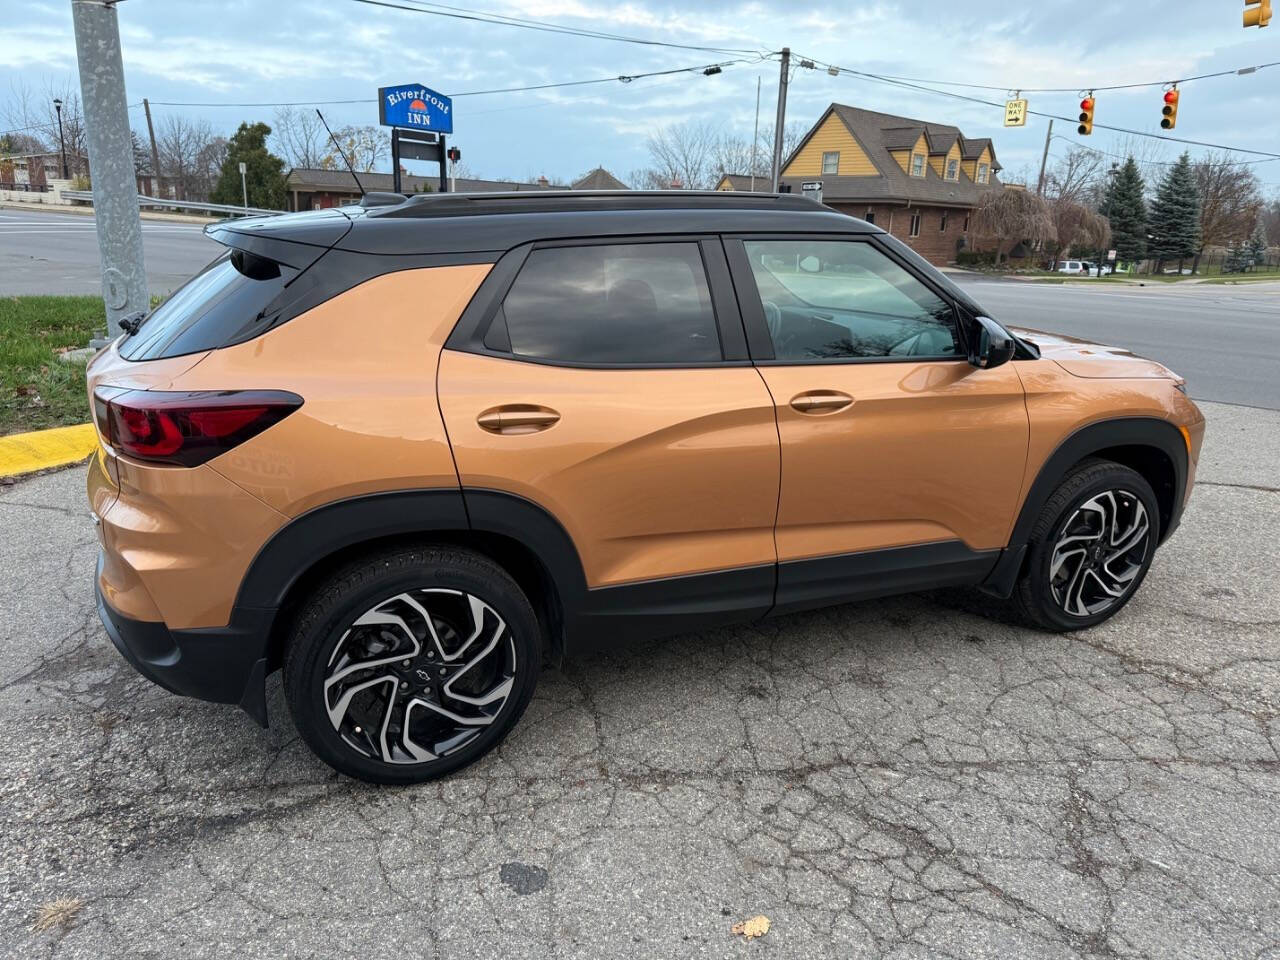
283, 545, 541, 784
1014, 461, 1160, 632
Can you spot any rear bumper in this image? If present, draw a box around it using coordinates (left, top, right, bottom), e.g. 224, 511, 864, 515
96, 555, 274, 726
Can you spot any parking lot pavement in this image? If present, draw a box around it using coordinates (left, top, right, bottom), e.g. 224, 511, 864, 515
1, 401, 1277, 959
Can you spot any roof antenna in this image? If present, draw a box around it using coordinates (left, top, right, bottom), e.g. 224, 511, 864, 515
316, 109, 364, 197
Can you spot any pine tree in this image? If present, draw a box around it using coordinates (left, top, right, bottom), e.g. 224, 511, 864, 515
1102, 157, 1147, 265
210, 122, 288, 210
1147, 152, 1200, 271
1223, 241, 1244, 274
1247, 217, 1268, 270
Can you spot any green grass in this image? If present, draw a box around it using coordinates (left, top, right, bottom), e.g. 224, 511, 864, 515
0, 295, 104, 435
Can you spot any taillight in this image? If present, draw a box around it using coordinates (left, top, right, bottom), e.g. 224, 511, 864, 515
93, 388, 302, 466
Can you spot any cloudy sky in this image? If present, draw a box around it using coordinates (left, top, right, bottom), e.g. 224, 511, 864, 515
3, 0, 1278, 191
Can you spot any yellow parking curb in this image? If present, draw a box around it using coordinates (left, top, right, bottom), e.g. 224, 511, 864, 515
0, 423, 97, 478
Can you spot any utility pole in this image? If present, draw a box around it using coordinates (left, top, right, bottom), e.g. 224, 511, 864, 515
72, 0, 148, 341
750, 75, 760, 193
142, 97, 162, 195
770, 47, 791, 192
1035, 118, 1053, 196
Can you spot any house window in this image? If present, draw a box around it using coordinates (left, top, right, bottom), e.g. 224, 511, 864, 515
864, 209, 875, 225
963, 212, 970, 232
910, 153, 925, 177
821, 151, 839, 175
940, 211, 949, 232
945, 159, 959, 181
909, 213, 922, 237
977, 163, 990, 184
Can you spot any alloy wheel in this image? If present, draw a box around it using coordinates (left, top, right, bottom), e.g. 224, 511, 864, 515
1048, 490, 1151, 618
323, 588, 517, 765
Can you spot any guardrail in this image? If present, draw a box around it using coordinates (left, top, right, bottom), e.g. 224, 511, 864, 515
61, 190, 282, 218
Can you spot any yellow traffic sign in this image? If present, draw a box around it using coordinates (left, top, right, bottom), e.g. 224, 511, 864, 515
1004, 99, 1028, 127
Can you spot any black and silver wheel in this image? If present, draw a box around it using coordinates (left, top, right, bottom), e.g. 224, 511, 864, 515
284, 546, 540, 784
1014, 460, 1160, 632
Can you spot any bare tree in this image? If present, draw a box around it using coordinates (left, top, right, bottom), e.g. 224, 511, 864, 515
1044, 147, 1106, 206
1264, 195, 1280, 246
639, 120, 719, 189
272, 107, 328, 170
156, 114, 219, 200
973, 189, 1056, 265
1049, 200, 1110, 262
1, 79, 88, 175
321, 125, 387, 173
1192, 151, 1262, 272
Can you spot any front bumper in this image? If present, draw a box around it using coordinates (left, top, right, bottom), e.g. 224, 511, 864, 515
96, 556, 275, 726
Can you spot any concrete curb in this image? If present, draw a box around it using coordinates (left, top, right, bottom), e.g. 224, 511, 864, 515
0, 424, 97, 478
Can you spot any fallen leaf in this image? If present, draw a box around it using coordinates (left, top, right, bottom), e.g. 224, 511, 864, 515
731, 915, 771, 940
32, 897, 84, 933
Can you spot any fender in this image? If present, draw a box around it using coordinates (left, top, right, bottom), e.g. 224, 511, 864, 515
981, 416, 1188, 597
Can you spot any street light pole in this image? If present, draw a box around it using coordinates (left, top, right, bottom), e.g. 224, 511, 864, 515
239, 160, 248, 210
53, 98, 69, 179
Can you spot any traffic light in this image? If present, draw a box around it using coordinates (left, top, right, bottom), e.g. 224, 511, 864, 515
446, 146, 461, 164
1244, 0, 1271, 27
1161, 88, 1180, 129
1078, 95, 1095, 135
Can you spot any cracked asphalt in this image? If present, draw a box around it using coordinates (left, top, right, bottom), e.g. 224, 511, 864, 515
1, 400, 1277, 959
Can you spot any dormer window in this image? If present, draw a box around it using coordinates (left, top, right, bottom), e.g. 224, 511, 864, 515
945, 158, 959, 181
910, 153, 925, 177
977, 162, 990, 184
821, 151, 839, 175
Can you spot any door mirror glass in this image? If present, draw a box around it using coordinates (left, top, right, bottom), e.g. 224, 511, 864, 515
968, 316, 1015, 370
798, 255, 822, 273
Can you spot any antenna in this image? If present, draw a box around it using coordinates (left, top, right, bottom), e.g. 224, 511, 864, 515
315, 109, 365, 196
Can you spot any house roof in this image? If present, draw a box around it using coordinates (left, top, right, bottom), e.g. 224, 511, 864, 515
285, 167, 563, 194
572, 167, 628, 190
715, 173, 770, 192
781, 103, 1004, 208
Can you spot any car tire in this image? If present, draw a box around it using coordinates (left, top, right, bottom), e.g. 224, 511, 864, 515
283, 544, 541, 785
1013, 460, 1160, 632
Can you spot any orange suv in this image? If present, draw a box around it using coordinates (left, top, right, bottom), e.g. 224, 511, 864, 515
86, 191, 1204, 783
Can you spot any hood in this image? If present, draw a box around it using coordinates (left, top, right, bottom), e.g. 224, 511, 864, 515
1011, 327, 1178, 381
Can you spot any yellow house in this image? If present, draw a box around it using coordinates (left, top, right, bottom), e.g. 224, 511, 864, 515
717, 103, 1003, 265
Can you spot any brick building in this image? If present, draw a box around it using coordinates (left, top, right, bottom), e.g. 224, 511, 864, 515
717, 103, 1003, 266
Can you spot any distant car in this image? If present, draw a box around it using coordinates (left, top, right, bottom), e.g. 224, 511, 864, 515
1056, 260, 1085, 274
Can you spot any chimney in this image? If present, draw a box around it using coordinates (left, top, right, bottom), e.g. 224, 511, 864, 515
670, 177, 683, 189
537, 175, 549, 187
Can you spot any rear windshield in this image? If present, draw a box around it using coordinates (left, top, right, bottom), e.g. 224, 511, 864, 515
118, 250, 298, 360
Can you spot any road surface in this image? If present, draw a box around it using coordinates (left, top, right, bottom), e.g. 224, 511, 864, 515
951, 275, 1280, 409
0, 207, 221, 297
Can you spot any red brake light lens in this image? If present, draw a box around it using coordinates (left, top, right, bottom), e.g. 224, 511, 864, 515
95, 389, 302, 466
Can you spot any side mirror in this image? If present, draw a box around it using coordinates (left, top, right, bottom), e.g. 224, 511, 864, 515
968, 316, 1016, 370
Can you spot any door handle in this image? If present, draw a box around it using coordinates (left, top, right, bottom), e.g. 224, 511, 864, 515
477, 404, 561, 435
790, 390, 854, 414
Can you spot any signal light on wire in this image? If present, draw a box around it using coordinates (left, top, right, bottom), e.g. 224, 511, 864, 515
1161, 88, 1180, 129
1078, 95, 1095, 135
1244, 0, 1271, 28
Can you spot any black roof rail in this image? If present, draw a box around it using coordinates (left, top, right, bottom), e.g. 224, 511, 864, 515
366, 189, 824, 218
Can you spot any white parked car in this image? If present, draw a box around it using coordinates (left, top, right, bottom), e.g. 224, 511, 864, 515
1056, 260, 1086, 274
1056, 260, 1111, 277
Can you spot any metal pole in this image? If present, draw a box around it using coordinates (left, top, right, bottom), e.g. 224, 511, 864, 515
142, 97, 162, 195
438, 134, 448, 193
239, 161, 248, 209
770, 48, 791, 192
750, 76, 760, 192
391, 129, 402, 193
54, 100, 69, 179
1035, 118, 1053, 196
72, 0, 148, 341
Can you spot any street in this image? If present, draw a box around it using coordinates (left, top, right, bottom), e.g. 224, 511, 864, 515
0, 208, 221, 297
953, 276, 1280, 410
2, 398, 1277, 958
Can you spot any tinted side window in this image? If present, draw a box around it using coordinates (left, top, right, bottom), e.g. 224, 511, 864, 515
742, 240, 960, 362
119, 250, 297, 360
499, 243, 722, 365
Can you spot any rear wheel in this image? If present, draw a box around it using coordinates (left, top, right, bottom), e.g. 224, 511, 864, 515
283, 545, 540, 784
1014, 461, 1159, 632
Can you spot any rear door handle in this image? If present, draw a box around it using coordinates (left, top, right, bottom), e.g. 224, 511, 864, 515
789, 390, 854, 414
477, 404, 561, 434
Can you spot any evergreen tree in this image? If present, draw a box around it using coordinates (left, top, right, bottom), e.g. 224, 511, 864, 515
1223, 241, 1244, 274
1147, 152, 1200, 269
1247, 217, 1268, 270
210, 122, 287, 210
1102, 157, 1147, 264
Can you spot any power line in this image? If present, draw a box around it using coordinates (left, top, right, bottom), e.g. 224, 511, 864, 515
865, 61, 1280, 95
1049, 136, 1280, 167
141, 57, 758, 108
343, 0, 761, 55
799, 54, 1280, 160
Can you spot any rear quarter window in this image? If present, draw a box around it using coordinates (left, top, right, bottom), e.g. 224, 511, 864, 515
118, 250, 298, 361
